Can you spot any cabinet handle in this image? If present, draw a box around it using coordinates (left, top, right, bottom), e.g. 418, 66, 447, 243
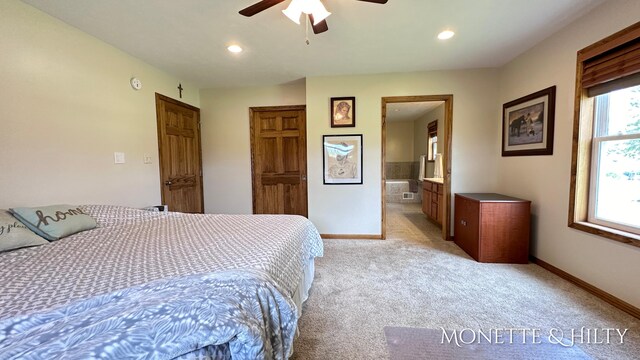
165, 180, 173, 186
461, 220, 467, 226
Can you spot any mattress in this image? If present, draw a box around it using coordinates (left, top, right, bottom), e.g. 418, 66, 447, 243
0, 205, 323, 359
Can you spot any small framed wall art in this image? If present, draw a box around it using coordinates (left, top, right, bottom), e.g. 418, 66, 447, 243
330, 97, 356, 127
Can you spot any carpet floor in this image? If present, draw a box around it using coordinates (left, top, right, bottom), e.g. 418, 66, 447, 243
291, 203, 640, 360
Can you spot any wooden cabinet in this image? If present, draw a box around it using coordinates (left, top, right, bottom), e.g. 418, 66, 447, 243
454, 193, 531, 264
422, 179, 443, 226
421, 186, 431, 214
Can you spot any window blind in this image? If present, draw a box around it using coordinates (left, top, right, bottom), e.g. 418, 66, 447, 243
581, 22, 640, 95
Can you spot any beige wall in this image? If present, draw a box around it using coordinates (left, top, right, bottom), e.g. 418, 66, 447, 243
199, 70, 499, 234
0, 0, 199, 209
199, 82, 306, 214
497, 0, 640, 307
414, 117, 428, 163
306, 70, 500, 235
386, 121, 415, 162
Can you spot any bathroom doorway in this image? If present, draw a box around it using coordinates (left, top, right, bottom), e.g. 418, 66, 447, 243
381, 95, 453, 240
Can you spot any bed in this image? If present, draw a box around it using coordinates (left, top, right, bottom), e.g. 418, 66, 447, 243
0, 205, 323, 359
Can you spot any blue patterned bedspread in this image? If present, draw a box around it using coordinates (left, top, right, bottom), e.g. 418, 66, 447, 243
0, 270, 296, 360
0, 205, 324, 359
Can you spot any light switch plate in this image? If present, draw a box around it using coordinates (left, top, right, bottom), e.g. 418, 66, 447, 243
114, 152, 126, 164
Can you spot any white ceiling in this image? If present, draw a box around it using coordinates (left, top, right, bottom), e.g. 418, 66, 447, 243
387, 101, 443, 123
21, 0, 605, 89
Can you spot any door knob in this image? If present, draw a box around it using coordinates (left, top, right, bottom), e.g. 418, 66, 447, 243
301, 175, 307, 181
165, 180, 172, 186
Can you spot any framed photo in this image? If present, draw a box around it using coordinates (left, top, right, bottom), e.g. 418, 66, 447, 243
330, 97, 356, 127
502, 86, 556, 156
323, 134, 363, 185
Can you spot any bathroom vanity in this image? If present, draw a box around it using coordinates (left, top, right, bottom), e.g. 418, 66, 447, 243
422, 178, 443, 226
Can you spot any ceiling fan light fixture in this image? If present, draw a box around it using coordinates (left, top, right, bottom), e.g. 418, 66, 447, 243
282, 0, 303, 25
306, 1, 331, 24
283, 0, 331, 25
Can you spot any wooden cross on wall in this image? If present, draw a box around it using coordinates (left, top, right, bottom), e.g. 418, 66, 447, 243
178, 83, 183, 98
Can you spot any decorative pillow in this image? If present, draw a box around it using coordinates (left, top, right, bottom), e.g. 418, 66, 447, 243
10, 205, 97, 241
0, 210, 49, 252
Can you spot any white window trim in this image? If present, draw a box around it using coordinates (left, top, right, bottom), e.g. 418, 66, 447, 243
587, 95, 640, 236
588, 136, 640, 235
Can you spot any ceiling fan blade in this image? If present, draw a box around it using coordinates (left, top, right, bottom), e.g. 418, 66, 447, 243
355, 0, 388, 3
309, 15, 329, 34
239, 0, 287, 17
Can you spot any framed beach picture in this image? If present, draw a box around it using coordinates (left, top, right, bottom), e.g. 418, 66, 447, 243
502, 86, 556, 156
323, 134, 363, 185
330, 97, 356, 127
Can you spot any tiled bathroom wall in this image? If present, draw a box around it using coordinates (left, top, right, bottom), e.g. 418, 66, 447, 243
385, 161, 420, 180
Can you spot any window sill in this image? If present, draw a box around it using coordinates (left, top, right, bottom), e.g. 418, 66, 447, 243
569, 221, 640, 247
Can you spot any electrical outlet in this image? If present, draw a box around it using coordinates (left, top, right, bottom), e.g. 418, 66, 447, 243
143, 154, 152, 164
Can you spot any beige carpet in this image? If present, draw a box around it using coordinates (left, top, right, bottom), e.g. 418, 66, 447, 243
291, 203, 640, 360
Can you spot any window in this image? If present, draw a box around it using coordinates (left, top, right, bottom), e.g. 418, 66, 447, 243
427, 120, 438, 161
588, 87, 640, 234
569, 21, 640, 245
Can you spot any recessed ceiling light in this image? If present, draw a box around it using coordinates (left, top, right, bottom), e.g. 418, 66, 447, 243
437, 30, 455, 40
227, 45, 243, 53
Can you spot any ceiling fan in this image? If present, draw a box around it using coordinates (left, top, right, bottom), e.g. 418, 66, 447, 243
239, 0, 388, 34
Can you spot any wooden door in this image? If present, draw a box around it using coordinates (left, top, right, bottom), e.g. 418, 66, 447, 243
250, 106, 307, 216
155, 93, 204, 213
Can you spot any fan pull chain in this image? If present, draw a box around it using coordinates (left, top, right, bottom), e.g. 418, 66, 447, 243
305, 15, 310, 45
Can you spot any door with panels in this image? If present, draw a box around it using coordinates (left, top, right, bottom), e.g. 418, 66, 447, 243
250, 105, 308, 217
